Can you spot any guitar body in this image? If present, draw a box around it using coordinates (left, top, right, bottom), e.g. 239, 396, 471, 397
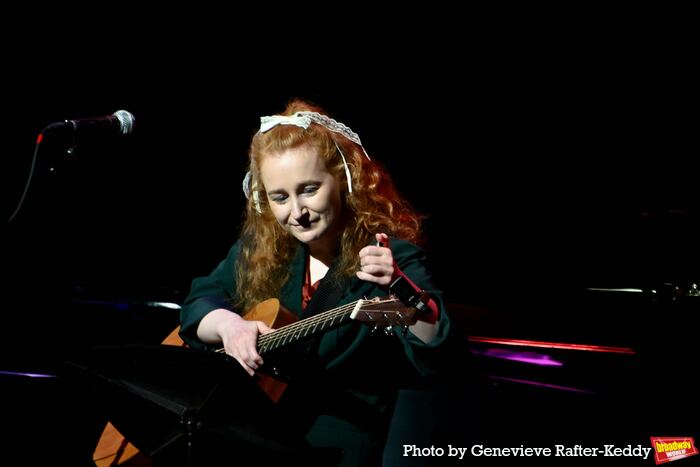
242, 299, 296, 403
92, 299, 295, 466
243, 297, 297, 329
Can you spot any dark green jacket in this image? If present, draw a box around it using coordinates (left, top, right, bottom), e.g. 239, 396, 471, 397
179, 238, 451, 466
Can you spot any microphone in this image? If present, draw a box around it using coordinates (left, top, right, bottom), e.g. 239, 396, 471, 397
43, 110, 135, 136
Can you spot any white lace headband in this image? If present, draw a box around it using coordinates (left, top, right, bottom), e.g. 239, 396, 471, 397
260, 111, 370, 157
244, 111, 371, 213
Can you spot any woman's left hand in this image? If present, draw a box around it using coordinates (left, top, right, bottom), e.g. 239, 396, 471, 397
356, 233, 398, 286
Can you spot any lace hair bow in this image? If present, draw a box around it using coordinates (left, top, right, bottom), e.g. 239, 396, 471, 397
244, 111, 371, 212
260, 112, 367, 151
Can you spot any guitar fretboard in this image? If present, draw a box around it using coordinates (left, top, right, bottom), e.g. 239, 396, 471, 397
257, 301, 360, 354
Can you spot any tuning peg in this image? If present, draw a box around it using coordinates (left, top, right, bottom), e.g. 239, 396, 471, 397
401, 326, 409, 336
384, 326, 394, 336
371, 325, 379, 335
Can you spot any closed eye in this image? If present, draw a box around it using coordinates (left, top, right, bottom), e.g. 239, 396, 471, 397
269, 193, 288, 204
302, 185, 319, 195
267, 183, 319, 204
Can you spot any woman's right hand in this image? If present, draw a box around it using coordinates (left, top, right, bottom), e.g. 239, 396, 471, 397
197, 308, 272, 376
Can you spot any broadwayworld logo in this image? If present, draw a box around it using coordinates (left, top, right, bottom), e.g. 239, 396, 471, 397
651, 437, 698, 464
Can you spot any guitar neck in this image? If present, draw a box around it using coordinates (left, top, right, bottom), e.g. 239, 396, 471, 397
213, 295, 412, 357
256, 300, 359, 355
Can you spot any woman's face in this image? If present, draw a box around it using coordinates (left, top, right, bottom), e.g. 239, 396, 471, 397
259, 144, 342, 251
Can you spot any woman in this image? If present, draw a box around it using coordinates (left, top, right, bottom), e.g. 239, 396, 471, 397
179, 99, 451, 466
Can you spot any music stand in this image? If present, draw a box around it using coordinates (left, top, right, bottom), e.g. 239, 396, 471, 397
66, 344, 317, 466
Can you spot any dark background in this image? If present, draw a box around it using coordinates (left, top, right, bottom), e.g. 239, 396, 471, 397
6, 55, 697, 300
5, 47, 698, 374
3, 43, 698, 464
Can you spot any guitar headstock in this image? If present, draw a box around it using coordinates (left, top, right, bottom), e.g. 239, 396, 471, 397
350, 296, 418, 328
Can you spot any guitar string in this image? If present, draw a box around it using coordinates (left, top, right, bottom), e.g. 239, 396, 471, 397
214, 297, 402, 355
258, 297, 404, 353
258, 297, 402, 350
258, 301, 358, 350
215, 301, 358, 355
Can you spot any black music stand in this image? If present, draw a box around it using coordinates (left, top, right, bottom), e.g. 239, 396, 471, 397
66, 344, 336, 466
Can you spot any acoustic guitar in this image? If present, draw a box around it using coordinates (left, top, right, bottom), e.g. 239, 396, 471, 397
93, 295, 418, 466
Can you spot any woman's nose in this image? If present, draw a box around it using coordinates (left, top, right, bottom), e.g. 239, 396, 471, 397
290, 198, 307, 219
